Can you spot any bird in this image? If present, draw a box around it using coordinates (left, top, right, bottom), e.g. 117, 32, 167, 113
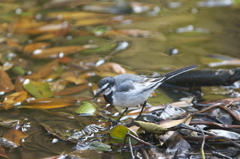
93, 65, 197, 122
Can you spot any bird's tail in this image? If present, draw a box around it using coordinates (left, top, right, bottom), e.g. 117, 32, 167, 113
163, 65, 198, 81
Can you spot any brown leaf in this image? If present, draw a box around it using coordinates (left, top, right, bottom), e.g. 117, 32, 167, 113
25, 59, 59, 79
6, 39, 23, 51
21, 98, 77, 109
46, 11, 105, 20
14, 76, 25, 92
104, 29, 151, 37
3, 128, 26, 147
2, 91, 28, 110
16, 22, 70, 35
0, 145, 8, 159
96, 62, 126, 74
23, 42, 50, 54
30, 45, 90, 59
53, 84, 88, 96
61, 71, 87, 85
0, 70, 15, 93
159, 116, 192, 129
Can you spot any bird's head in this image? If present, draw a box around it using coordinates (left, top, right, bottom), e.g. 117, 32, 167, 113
93, 77, 115, 99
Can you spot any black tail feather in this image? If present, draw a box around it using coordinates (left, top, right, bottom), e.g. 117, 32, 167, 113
163, 65, 198, 81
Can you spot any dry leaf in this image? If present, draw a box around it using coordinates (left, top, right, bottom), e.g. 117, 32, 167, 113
33, 33, 56, 41
61, 71, 87, 85
31, 45, 92, 59
6, 39, 23, 51
2, 91, 28, 110
23, 42, 50, 54
159, 116, 192, 129
21, 98, 77, 109
25, 59, 59, 79
96, 62, 126, 74
0, 70, 15, 94
53, 84, 88, 96
3, 128, 26, 147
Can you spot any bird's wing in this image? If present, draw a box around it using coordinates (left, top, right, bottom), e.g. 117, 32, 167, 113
115, 77, 166, 94
115, 80, 135, 92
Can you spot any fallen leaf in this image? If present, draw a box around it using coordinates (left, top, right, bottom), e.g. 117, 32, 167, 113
21, 98, 77, 109
46, 11, 105, 20
159, 116, 192, 129
25, 59, 59, 79
0, 70, 15, 94
60, 71, 87, 85
96, 62, 126, 74
23, 79, 53, 98
104, 29, 151, 37
6, 39, 23, 51
53, 84, 88, 96
23, 42, 50, 54
134, 121, 167, 134
31, 45, 95, 59
33, 33, 55, 41
3, 128, 26, 147
110, 125, 138, 144
0, 145, 8, 159
2, 91, 28, 110
75, 101, 96, 116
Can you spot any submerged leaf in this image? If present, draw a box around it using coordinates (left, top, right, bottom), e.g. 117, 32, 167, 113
0, 70, 15, 94
96, 62, 126, 74
23, 42, 50, 54
21, 98, 77, 109
31, 45, 96, 59
60, 71, 87, 85
53, 84, 88, 96
23, 79, 53, 98
89, 141, 111, 151
25, 59, 59, 79
75, 101, 96, 116
0, 145, 8, 159
2, 91, 28, 110
2, 128, 26, 147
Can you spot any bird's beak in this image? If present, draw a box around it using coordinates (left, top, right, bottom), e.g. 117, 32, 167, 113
92, 89, 103, 100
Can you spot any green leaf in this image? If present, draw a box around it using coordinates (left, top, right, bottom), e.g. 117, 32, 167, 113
80, 42, 117, 54
23, 79, 53, 98
11, 66, 25, 75
134, 121, 167, 134
109, 125, 138, 144
89, 141, 111, 151
75, 101, 96, 116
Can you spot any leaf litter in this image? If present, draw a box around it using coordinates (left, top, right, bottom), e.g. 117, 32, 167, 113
0, 0, 240, 159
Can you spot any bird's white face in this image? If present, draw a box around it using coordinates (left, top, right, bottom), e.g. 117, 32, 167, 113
93, 77, 116, 100
99, 82, 113, 95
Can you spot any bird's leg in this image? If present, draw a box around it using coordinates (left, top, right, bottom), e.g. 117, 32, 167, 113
136, 101, 147, 120
113, 108, 129, 125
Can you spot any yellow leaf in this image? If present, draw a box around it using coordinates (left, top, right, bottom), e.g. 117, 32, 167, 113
21, 98, 77, 109
2, 91, 28, 110
31, 46, 88, 59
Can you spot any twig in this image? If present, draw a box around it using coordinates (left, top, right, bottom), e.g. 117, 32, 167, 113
128, 134, 135, 159
197, 125, 205, 159
212, 151, 233, 159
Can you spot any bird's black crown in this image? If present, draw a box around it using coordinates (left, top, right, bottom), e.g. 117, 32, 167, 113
98, 77, 115, 88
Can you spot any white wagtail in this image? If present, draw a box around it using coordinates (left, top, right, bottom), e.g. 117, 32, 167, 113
93, 65, 197, 122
